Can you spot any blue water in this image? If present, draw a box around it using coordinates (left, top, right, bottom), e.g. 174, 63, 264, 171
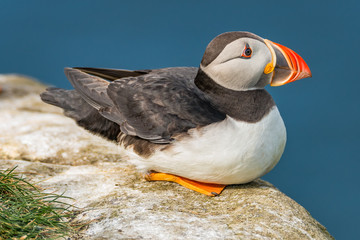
1, 1, 359, 238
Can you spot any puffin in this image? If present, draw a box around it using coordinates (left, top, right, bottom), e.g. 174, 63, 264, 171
40, 32, 311, 196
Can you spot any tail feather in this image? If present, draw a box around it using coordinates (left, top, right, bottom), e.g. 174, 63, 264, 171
40, 87, 80, 113
40, 88, 120, 141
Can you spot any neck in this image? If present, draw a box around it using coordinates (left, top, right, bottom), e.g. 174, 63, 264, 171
194, 69, 275, 122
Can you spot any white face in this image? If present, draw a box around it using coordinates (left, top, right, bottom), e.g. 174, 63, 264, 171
201, 37, 273, 91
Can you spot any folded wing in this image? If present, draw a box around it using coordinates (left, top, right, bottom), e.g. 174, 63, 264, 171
63, 67, 226, 143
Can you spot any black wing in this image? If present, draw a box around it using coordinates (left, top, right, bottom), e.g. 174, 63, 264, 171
64, 67, 226, 143
73, 67, 150, 81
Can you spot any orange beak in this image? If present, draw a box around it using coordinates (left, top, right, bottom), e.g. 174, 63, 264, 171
264, 39, 312, 86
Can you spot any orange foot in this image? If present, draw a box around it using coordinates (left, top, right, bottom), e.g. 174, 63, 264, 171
145, 172, 226, 196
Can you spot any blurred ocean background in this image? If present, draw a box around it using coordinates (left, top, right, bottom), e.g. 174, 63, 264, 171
1, 1, 359, 238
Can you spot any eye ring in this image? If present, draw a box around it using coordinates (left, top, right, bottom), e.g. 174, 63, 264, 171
241, 44, 252, 58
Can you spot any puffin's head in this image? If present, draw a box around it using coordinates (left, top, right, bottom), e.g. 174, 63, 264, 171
200, 31, 312, 90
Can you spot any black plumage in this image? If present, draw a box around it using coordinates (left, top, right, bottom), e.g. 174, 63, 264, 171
41, 67, 226, 145
40, 88, 120, 141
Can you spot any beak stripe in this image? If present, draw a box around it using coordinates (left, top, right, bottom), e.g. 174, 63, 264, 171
265, 39, 312, 86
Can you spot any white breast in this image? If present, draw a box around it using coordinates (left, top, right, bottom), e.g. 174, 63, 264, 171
129, 107, 286, 185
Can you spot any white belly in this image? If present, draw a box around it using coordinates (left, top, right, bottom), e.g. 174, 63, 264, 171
130, 107, 286, 185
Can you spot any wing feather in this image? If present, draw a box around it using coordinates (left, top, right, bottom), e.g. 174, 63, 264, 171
73, 67, 150, 80
64, 67, 225, 143
106, 68, 225, 142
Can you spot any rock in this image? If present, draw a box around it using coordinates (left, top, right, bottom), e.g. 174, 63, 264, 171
0, 75, 333, 239
0, 75, 122, 165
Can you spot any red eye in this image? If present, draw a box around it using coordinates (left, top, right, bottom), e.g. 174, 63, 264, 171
241, 44, 252, 58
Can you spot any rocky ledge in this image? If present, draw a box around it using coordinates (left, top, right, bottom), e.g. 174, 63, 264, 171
0, 75, 333, 239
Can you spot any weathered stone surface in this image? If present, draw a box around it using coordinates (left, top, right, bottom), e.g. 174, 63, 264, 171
0, 75, 333, 239
0, 75, 122, 165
